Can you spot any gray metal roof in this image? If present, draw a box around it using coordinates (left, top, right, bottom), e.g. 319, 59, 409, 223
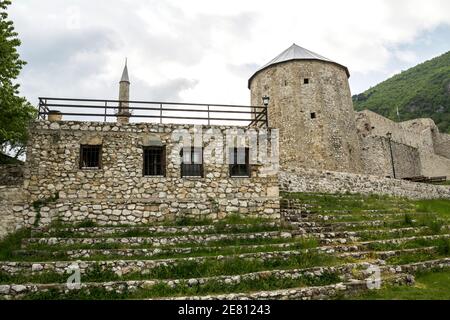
248, 44, 349, 88
120, 59, 130, 83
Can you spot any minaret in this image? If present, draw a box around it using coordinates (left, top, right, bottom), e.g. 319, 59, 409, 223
117, 59, 131, 124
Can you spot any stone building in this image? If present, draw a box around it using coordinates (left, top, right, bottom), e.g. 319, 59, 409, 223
249, 44, 363, 174
250, 44, 450, 179
1, 44, 450, 238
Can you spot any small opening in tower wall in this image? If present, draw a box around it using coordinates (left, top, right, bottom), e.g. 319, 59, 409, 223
310, 112, 317, 119
304, 78, 310, 84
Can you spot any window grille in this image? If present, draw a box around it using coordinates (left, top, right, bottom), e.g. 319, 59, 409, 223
229, 148, 250, 177
181, 147, 203, 177
143, 146, 166, 176
80, 145, 101, 169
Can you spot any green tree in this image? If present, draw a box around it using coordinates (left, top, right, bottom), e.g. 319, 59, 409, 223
0, 0, 36, 159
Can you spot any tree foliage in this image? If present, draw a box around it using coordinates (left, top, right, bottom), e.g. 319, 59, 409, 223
353, 51, 450, 133
0, 0, 36, 158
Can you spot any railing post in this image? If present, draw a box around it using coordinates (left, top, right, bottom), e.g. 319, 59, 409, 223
44, 99, 48, 120
160, 103, 163, 124
207, 105, 210, 126
38, 98, 42, 119
104, 101, 107, 122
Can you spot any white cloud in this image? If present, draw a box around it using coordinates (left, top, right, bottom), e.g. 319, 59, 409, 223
8, 0, 450, 106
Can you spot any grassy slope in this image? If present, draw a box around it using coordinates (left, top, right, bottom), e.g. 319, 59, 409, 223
351, 270, 450, 300
352, 51, 450, 133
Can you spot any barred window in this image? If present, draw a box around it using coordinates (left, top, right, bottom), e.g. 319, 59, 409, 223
181, 147, 203, 177
80, 145, 101, 169
143, 146, 166, 176
229, 148, 250, 177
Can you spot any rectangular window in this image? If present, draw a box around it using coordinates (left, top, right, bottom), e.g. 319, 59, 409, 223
304, 78, 310, 84
143, 146, 166, 176
181, 147, 203, 177
229, 148, 251, 177
80, 145, 101, 169
310, 112, 317, 119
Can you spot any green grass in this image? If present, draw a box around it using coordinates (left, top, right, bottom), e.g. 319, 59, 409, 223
12, 239, 319, 262
38, 223, 290, 239
350, 269, 450, 300
0, 252, 346, 284
20, 271, 342, 300
366, 236, 450, 251
0, 229, 31, 261
415, 199, 450, 220
385, 249, 448, 265
23, 234, 315, 253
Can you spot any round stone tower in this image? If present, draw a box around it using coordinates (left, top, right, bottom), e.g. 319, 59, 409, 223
249, 44, 363, 173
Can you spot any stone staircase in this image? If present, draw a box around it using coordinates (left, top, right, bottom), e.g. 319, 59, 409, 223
0, 193, 449, 300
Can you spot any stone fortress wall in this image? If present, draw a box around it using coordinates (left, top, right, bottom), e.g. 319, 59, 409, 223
250, 60, 363, 174
356, 110, 450, 178
1, 44, 450, 239
280, 167, 450, 199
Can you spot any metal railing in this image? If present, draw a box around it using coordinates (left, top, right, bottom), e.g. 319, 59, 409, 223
38, 97, 268, 128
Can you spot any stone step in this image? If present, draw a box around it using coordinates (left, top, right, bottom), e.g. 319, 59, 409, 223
0, 262, 371, 299
281, 209, 415, 217
155, 274, 413, 300
319, 233, 450, 254
13, 241, 317, 260
289, 212, 432, 222
32, 222, 283, 238
336, 246, 438, 260
0, 248, 344, 277
326, 219, 403, 230
22, 231, 303, 248
358, 233, 450, 248
22, 229, 359, 248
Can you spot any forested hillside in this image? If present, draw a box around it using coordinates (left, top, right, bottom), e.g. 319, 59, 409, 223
353, 51, 450, 133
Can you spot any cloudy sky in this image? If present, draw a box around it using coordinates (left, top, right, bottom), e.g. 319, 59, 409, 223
8, 0, 450, 107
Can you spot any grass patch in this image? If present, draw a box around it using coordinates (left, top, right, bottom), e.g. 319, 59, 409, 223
0, 229, 31, 261
349, 269, 450, 300
415, 199, 450, 220
41, 223, 291, 239
11, 239, 318, 263
21, 271, 342, 300
0, 252, 346, 285
385, 250, 448, 265
281, 192, 413, 213
366, 236, 450, 251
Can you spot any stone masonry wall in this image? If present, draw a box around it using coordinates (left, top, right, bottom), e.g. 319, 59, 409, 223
360, 136, 421, 179
0, 186, 28, 239
250, 60, 363, 174
15, 120, 279, 228
279, 167, 450, 199
434, 132, 450, 159
0, 164, 24, 186
356, 110, 450, 178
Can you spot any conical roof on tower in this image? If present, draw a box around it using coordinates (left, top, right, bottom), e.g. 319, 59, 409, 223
120, 59, 130, 83
248, 44, 349, 88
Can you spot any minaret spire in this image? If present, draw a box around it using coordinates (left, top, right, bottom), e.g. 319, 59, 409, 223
120, 58, 130, 83
117, 58, 131, 124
